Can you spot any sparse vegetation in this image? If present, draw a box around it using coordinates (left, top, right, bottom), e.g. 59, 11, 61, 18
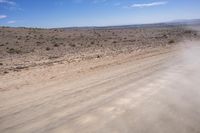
113, 41, 117, 43
96, 55, 101, 58
168, 40, 175, 44
7, 48, 22, 54
184, 30, 192, 34
0, 26, 199, 75
69, 44, 76, 47
54, 44, 59, 47
48, 56, 59, 59
36, 41, 42, 45
4, 71, 8, 74
46, 47, 50, 51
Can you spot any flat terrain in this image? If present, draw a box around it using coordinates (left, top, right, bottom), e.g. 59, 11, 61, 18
0, 26, 200, 133
0, 26, 198, 74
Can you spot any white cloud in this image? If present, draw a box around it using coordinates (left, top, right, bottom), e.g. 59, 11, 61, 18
8, 20, 16, 24
131, 1, 168, 8
0, 0, 22, 11
0, 15, 7, 19
0, 0, 16, 5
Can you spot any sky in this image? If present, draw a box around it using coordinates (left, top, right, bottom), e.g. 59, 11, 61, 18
0, 0, 200, 28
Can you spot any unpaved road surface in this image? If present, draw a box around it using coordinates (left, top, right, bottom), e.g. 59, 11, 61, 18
1, 41, 200, 133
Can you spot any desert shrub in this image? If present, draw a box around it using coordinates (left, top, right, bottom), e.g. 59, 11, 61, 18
36, 41, 42, 45
168, 40, 175, 44
54, 44, 59, 47
96, 55, 101, 58
4, 71, 8, 74
48, 56, 59, 59
162, 34, 168, 38
15, 66, 29, 70
7, 48, 22, 54
0, 63, 3, 65
46, 47, 50, 51
91, 41, 94, 44
69, 44, 76, 47
184, 30, 192, 34
113, 41, 117, 43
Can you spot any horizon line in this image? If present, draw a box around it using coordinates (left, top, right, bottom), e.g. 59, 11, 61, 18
0, 18, 200, 29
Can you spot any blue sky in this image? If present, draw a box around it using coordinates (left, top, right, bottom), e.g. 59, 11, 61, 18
0, 0, 200, 28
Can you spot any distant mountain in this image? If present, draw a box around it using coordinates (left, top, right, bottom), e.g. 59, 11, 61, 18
59, 19, 200, 30
169, 19, 200, 25
93, 19, 200, 29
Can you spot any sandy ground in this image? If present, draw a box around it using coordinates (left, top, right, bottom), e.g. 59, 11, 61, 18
0, 26, 198, 74
1, 40, 200, 133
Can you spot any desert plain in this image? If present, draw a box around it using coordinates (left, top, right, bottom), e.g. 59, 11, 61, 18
0, 25, 200, 133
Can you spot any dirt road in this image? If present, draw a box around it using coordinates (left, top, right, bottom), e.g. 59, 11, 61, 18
1, 41, 200, 133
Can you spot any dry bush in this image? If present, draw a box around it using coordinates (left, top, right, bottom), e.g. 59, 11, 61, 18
54, 44, 59, 47
46, 47, 50, 51
168, 40, 175, 44
113, 41, 117, 43
7, 48, 22, 54
69, 44, 76, 47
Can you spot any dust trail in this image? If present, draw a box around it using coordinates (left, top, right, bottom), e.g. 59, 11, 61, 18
179, 41, 200, 64
95, 41, 200, 133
